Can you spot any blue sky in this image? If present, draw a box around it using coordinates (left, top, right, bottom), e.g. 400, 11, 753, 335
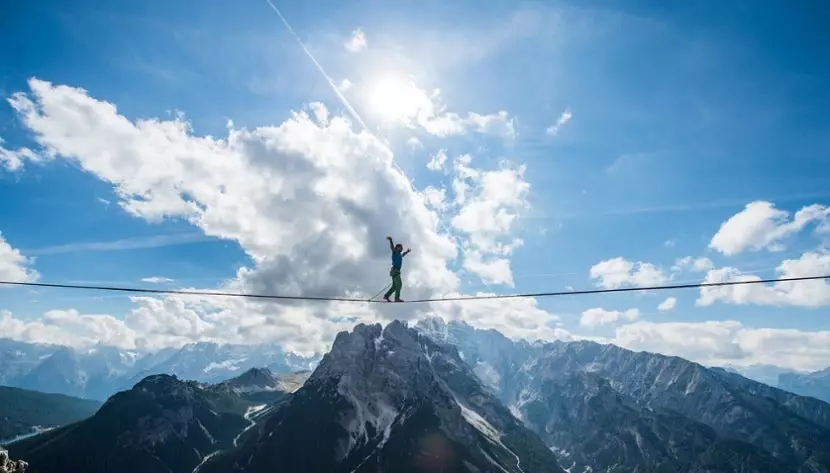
1, 0, 829, 369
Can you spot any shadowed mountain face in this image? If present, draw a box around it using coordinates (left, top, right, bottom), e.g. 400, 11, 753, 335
200, 321, 565, 473
415, 317, 830, 473
0, 386, 101, 442
7, 375, 252, 473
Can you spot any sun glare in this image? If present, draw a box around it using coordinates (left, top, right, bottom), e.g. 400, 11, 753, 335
367, 74, 432, 125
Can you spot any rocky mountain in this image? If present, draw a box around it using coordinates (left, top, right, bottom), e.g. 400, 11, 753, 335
122, 342, 320, 389
415, 317, 830, 473
218, 368, 311, 404
0, 386, 101, 442
199, 321, 565, 473
6, 319, 830, 473
13, 347, 87, 398
0, 338, 320, 401
778, 367, 830, 403
0, 340, 58, 387
6, 374, 253, 473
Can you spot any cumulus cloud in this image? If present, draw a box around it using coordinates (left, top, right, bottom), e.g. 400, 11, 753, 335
580, 307, 639, 327
2, 77, 539, 354
0, 137, 39, 171
545, 108, 572, 136
696, 250, 830, 308
709, 201, 830, 256
589, 257, 669, 289
422, 185, 446, 211
449, 154, 529, 286
344, 28, 367, 52
427, 149, 448, 171
427, 294, 567, 342
614, 320, 830, 372
657, 297, 676, 311
0, 232, 40, 283
672, 256, 713, 273
0, 309, 139, 350
615, 320, 746, 362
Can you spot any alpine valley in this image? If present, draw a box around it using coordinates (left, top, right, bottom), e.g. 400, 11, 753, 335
3, 318, 830, 473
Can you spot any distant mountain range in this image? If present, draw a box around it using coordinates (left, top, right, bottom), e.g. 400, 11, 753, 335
5, 334, 828, 406
0, 386, 101, 443
779, 367, 830, 404
0, 338, 321, 401
4, 318, 830, 472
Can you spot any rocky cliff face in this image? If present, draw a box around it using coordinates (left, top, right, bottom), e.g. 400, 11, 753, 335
200, 321, 565, 473
7, 374, 251, 473
416, 317, 830, 473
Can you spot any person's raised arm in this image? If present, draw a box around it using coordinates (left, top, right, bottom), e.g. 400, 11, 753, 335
402, 248, 411, 257
386, 236, 395, 250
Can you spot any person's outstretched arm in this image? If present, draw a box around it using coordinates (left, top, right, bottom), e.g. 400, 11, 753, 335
386, 236, 395, 250
402, 248, 411, 257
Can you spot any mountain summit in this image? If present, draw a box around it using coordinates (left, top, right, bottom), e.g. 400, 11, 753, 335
6, 374, 251, 473
200, 320, 564, 473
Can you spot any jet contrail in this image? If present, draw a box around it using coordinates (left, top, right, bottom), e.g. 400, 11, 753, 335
263, 0, 369, 131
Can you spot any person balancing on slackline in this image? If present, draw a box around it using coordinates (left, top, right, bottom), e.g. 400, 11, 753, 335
384, 236, 411, 302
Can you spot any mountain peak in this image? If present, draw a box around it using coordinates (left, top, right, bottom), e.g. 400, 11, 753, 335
200, 319, 565, 473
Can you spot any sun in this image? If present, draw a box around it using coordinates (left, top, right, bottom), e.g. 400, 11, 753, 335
367, 74, 432, 125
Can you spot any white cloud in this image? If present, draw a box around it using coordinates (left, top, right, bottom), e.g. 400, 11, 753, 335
427, 149, 448, 171
344, 28, 367, 52
365, 76, 515, 139
709, 201, 830, 256
589, 257, 669, 289
614, 320, 830, 372
545, 108, 572, 136
696, 250, 830, 308
338, 78, 353, 91
427, 295, 567, 342
422, 186, 446, 211
141, 277, 174, 284
449, 155, 529, 286
672, 256, 714, 273
0, 308, 138, 349
461, 251, 514, 286
4, 77, 539, 354
467, 111, 516, 139
664, 239, 676, 247
0, 232, 40, 283
406, 137, 423, 150
657, 297, 676, 311
0, 137, 39, 171
580, 307, 639, 327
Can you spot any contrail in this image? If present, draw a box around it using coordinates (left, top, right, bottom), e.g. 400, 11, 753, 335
263, 0, 368, 131
261, 0, 495, 292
